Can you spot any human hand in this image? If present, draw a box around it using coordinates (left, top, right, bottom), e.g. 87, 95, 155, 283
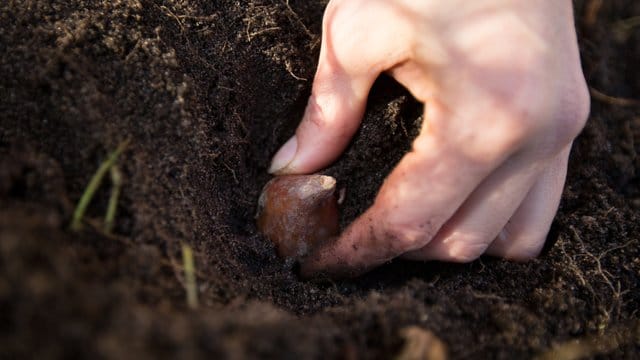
269, 0, 590, 277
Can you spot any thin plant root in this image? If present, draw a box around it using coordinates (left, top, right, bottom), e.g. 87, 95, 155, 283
590, 87, 640, 107
612, 16, 640, 43
583, 0, 603, 26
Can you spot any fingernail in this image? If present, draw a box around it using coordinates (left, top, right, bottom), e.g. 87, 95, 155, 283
269, 135, 297, 174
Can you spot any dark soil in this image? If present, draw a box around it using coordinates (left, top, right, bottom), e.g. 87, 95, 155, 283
1, 0, 639, 358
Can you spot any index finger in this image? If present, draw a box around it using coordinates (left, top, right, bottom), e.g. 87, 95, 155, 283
300, 100, 518, 278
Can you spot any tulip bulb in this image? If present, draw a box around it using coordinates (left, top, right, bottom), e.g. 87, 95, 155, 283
256, 175, 339, 259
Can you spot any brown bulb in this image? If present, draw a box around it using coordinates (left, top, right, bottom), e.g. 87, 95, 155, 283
256, 175, 339, 259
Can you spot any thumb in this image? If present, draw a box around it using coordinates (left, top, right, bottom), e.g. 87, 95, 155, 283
269, 60, 375, 175
269, 1, 381, 174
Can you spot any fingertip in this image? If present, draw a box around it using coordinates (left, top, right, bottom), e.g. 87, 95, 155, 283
268, 135, 297, 174
297, 212, 368, 278
300, 206, 399, 279
273, 82, 368, 174
299, 251, 367, 280
287, 95, 348, 173
298, 237, 352, 279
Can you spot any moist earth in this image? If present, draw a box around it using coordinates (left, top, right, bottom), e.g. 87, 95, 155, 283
1, 0, 639, 358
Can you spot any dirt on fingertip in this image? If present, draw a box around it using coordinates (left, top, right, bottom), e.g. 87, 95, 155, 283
1, 0, 639, 358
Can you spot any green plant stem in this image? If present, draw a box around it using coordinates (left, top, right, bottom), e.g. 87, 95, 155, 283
104, 165, 122, 234
71, 140, 129, 231
182, 243, 199, 309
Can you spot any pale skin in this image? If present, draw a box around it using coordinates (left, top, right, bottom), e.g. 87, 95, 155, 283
269, 0, 590, 277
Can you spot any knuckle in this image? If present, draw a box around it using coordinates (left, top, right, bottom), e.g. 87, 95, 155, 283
499, 79, 549, 137
445, 240, 488, 263
323, 0, 409, 72
323, 0, 365, 48
555, 77, 591, 142
491, 228, 546, 261
380, 220, 436, 253
298, 96, 357, 142
454, 117, 528, 165
480, 71, 591, 159
522, 76, 590, 155
300, 97, 327, 131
